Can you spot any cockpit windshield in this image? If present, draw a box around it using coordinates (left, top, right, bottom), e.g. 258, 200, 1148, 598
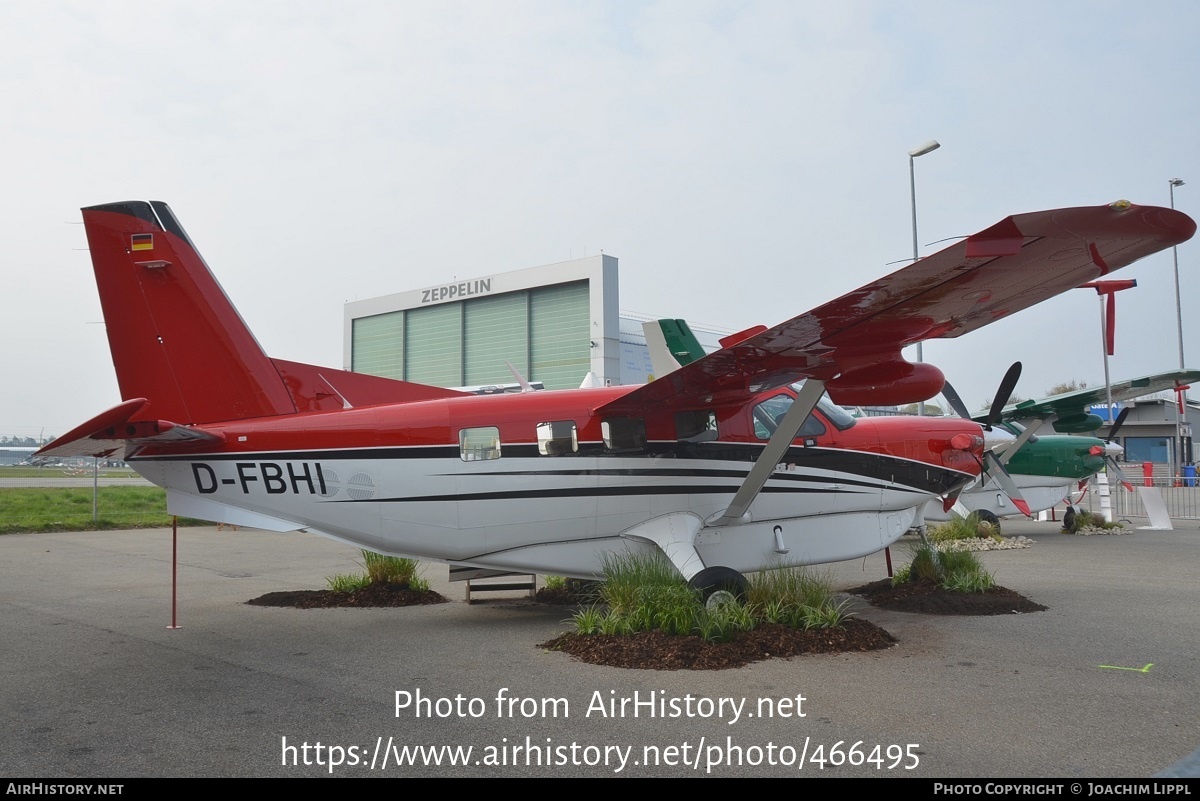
793, 382, 857, 431
753, 384, 857, 440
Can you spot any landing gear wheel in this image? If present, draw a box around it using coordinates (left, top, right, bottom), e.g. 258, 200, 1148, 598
689, 566, 749, 609
976, 509, 1001, 533
1062, 507, 1078, 534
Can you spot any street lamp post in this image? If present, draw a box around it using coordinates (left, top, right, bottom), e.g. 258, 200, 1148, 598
1169, 178, 1190, 466
909, 140, 940, 416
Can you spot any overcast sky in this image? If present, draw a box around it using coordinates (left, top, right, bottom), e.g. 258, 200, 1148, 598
3, 1, 1198, 437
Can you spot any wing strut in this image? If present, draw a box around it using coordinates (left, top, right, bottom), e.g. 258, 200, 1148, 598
711, 379, 827, 527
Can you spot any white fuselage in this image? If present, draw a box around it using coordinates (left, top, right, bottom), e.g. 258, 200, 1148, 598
921, 473, 1073, 523
138, 445, 964, 578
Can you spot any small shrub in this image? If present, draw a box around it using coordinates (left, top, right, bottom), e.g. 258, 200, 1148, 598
655, 601, 696, 636
326, 550, 428, 594
599, 551, 683, 613
941, 570, 995, 593
896, 542, 995, 593
326, 573, 370, 593
747, 564, 834, 609
694, 605, 738, 642
361, 550, 422, 585
543, 575, 566, 590
907, 545, 941, 583
797, 599, 856, 630
597, 610, 633, 636
571, 605, 604, 635
564, 553, 861, 640
929, 513, 1001, 544
937, 549, 994, 593
1079, 511, 1123, 530
760, 599, 791, 624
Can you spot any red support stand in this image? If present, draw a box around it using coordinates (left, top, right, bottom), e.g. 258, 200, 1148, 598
167, 515, 181, 630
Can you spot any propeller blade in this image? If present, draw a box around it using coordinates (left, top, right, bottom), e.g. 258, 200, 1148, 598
1106, 457, 1134, 492
984, 451, 1031, 516
1106, 406, 1131, 442
940, 380, 973, 421
985, 362, 1023, 430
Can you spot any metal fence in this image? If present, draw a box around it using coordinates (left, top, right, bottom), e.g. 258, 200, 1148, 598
1075, 476, 1200, 521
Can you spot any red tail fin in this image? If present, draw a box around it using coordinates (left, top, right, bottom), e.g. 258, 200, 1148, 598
83, 201, 297, 424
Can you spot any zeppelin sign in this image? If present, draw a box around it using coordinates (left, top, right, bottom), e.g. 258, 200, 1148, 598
421, 279, 493, 304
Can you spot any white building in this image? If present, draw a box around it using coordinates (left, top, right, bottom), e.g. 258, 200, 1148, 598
344, 255, 726, 391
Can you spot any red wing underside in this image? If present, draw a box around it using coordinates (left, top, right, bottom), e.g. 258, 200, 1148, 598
599, 203, 1194, 415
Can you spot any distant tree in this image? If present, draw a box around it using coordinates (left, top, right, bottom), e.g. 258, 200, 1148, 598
900, 402, 944, 416
977, 395, 1025, 413
1045, 380, 1088, 396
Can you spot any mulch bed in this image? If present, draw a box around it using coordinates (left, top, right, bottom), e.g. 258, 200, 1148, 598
246, 583, 448, 609
541, 618, 896, 671
534, 585, 598, 605
245, 574, 1045, 670
851, 578, 1047, 615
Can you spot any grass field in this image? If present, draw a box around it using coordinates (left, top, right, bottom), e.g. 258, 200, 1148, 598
0, 467, 142, 479
0, 486, 208, 534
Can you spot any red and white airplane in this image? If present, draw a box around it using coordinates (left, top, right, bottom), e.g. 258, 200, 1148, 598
39, 200, 1194, 599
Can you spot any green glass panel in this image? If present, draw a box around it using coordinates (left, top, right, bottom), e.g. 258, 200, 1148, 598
530, 281, 589, 390
351, 311, 405, 379
406, 304, 463, 386
464, 292, 529, 386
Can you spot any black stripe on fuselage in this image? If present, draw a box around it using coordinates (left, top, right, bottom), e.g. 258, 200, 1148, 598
338, 484, 864, 504
133, 442, 970, 496
450, 467, 899, 493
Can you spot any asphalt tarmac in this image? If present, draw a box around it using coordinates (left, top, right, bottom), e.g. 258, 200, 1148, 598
2, 518, 1197, 778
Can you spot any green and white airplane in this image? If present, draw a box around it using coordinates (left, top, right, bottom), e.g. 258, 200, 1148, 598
643, 318, 1200, 531
927, 371, 1200, 529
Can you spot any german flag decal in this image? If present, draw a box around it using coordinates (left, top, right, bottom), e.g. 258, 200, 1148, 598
131, 233, 153, 251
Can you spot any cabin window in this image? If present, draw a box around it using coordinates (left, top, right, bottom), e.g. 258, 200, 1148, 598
675, 409, 718, 442
601, 417, 647, 452
753, 395, 826, 440
459, 427, 501, 461
537, 421, 578, 456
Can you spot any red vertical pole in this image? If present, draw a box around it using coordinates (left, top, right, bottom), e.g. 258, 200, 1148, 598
167, 515, 181, 630
884, 546, 893, 578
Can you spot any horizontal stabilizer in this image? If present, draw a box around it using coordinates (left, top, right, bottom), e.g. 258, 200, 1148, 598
271, 359, 468, 412
35, 398, 222, 460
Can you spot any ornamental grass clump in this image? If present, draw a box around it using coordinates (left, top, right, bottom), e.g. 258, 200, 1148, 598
895, 544, 994, 593
928, 513, 1002, 544
326, 550, 430, 593
570, 554, 853, 642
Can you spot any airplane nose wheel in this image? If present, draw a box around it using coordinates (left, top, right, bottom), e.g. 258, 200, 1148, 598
1062, 506, 1079, 533
689, 566, 749, 609
976, 509, 1001, 533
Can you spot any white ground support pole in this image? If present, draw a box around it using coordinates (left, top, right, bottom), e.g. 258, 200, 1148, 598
1097, 470, 1113, 523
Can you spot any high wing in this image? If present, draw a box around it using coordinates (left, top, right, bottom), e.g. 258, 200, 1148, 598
598, 202, 1194, 417
988, 369, 1200, 433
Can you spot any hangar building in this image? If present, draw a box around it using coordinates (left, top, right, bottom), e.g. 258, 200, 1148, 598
343, 255, 725, 392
